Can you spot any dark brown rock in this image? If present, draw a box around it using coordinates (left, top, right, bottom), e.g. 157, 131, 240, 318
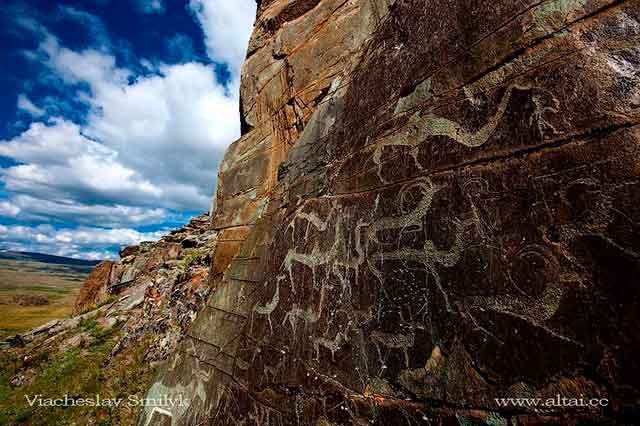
119, 245, 140, 258
141, 1, 640, 425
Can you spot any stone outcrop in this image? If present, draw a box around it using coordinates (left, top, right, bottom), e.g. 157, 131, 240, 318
1, 294, 49, 306
0, 214, 218, 425
142, 1, 640, 425
74, 260, 114, 314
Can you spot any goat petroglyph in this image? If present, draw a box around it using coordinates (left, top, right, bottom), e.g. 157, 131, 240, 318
254, 276, 283, 333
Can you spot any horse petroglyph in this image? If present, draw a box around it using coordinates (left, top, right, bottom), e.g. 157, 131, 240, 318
370, 328, 416, 368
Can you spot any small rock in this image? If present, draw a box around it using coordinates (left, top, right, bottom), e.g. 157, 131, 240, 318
7, 334, 25, 348
98, 317, 117, 330
61, 334, 84, 350
119, 245, 140, 258
9, 374, 25, 388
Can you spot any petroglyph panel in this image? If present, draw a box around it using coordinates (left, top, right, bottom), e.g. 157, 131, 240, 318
233, 128, 640, 424
143, 1, 640, 424
333, 0, 640, 194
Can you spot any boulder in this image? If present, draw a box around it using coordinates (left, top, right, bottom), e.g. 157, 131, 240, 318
119, 245, 140, 258
73, 260, 113, 314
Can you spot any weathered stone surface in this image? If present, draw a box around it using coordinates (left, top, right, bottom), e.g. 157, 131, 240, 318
73, 260, 113, 314
37, 214, 218, 361
142, 1, 640, 425
120, 245, 141, 258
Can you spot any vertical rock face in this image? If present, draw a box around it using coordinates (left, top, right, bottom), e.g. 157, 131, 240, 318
142, 1, 640, 425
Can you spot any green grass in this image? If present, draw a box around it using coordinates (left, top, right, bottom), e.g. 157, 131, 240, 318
0, 317, 159, 426
0, 339, 111, 425
177, 247, 207, 270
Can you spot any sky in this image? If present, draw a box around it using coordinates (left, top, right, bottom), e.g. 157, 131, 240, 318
0, 0, 256, 260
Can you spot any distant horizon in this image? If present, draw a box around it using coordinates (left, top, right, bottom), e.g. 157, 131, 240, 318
0, 249, 103, 263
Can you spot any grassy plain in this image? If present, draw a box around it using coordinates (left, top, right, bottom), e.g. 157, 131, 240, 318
0, 257, 92, 340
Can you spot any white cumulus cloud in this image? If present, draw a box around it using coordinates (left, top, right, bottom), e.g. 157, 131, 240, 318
2, 33, 242, 217
188, 0, 256, 74
0, 224, 166, 260
0, 201, 21, 217
0, 2, 256, 258
6, 195, 167, 227
0, 119, 164, 207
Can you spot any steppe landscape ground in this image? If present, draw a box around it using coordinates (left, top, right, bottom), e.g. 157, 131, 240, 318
0, 252, 96, 340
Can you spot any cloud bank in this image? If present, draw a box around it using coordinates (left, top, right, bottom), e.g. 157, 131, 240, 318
0, 0, 256, 259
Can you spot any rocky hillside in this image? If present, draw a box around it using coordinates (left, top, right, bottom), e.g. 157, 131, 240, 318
141, 0, 640, 425
0, 215, 216, 425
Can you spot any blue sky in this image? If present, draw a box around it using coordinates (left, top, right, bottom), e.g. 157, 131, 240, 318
0, 0, 256, 260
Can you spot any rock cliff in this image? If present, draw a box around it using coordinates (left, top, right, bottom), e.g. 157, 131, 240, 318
3, 1, 639, 425
142, 0, 640, 425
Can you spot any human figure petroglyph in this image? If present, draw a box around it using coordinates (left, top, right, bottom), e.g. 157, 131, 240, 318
461, 177, 498, 241
529, 87, 563, 138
